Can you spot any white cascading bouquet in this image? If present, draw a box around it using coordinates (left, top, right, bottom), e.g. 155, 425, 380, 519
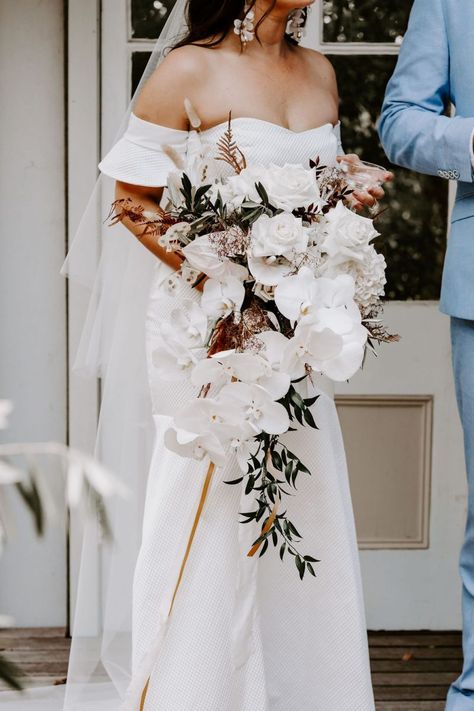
111, 110, 396, 579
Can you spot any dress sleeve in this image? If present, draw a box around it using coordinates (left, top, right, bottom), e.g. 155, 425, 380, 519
98, 113, 189, 187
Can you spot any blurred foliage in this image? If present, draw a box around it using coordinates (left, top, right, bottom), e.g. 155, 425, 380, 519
323, 0, 413, 43
330, 55, 448, 300
131, 0, 177, 39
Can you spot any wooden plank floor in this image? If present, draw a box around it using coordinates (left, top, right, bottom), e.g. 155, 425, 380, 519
0, 629, 462, 709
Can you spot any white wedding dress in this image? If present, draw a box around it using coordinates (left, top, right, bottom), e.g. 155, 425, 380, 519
0, 115, 375, 711
96, 114, 376, 711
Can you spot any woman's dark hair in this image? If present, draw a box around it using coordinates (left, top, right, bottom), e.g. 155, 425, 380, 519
172, 1, 308, 50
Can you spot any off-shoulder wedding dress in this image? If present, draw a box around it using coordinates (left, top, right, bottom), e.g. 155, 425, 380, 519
98, 114, 375, 711
1, 115, 375, 711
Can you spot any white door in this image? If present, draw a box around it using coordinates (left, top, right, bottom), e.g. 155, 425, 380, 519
97, 0, 466, 631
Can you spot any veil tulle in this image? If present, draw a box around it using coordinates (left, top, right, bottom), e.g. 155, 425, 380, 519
1, 3, 321, 709
62, 1, 190, 708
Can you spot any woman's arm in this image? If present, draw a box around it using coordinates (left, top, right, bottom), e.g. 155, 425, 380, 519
113, 47, 206, 266
114, 180, 184, 271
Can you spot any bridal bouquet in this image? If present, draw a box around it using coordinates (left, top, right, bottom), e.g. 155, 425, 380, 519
112, 114, 396, 579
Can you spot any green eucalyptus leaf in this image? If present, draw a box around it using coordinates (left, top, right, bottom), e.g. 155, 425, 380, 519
224, 476, 244, 485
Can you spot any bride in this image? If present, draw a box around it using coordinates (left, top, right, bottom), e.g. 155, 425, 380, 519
2, 1, 384, 710
94, 1, 383, 710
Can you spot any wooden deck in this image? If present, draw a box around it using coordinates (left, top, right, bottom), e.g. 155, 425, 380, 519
0, 629, 462, 709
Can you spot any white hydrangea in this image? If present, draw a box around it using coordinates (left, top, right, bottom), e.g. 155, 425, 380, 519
318, 246, 387, 311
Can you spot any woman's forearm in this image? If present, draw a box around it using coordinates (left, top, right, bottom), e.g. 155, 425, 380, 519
114, 182, 184, 271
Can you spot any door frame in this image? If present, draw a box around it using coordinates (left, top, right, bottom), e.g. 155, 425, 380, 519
67, 0, 101, 629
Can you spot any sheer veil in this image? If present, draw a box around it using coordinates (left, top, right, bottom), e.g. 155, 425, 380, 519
62, 1, 190, 708
1, 3, 321, 709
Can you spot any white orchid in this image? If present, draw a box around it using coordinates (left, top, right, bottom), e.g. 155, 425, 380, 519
248, 253, 294, 287
160, 301, 208, 347
152, 337, 205, 382
275, 267, 356, 323
254, 331, 292, 399
158, 221, 191, 252
182, 235, 228, 279
191, 347, 290, 400
274, 266, 321, 322
191, 350, 269, 389
182, 234, 249, 281
201, 276, 245, 320
217, 382, 290, 435
164, 399, 230, 465
318, 245, 387, 312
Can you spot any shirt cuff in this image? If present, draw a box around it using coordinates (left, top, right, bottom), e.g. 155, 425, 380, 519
471, 127, 474, 169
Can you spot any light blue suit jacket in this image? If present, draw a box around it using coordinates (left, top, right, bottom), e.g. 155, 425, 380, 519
379, 0, 474, 319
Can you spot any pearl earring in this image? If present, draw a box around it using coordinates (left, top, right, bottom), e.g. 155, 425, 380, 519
234, 2, 255, 46
287, 8, 307, 43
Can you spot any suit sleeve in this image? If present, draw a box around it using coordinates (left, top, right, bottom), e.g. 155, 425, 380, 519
378, 0, 474, 183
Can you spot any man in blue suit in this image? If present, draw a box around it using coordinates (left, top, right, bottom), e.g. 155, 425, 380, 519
379, 1, 474, 708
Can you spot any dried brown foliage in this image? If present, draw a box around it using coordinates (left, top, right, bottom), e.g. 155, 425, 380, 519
208, 299, 273, 356
108, 198, 175, 239
216, 113, 247, 175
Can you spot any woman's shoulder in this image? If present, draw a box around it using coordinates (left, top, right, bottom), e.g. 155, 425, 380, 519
133, 45, 213, 128
298, 46, 337, 83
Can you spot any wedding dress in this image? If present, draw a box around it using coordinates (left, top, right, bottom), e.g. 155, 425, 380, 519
90, 113, 376, 711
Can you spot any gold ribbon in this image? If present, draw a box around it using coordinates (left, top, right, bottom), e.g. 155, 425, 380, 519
247, 450, 280, 557
247, 498, 279, 558
139, 460, 216, 710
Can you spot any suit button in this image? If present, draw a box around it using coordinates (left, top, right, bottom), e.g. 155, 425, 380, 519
438, 169, 447, 178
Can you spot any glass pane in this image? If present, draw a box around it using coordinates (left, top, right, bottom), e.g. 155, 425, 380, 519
330, 55, 448, 300
132, 51, 151, 95
131, 0, 177, 39
323, 0, 413, 43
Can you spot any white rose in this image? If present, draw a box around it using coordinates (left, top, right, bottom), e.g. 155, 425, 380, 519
250, 213, 309, 258
320, 201, 379, 265
263, 163, 325, 212
224, 165, 267, 205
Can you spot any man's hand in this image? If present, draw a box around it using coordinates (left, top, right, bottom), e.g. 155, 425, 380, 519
337, 154, 393, 212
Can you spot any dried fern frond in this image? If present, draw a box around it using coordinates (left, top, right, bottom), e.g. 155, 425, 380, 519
216, 112, 247, 174
108, 198, 174, 239
366, 320, 401, 345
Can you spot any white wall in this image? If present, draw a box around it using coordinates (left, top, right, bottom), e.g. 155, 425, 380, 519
0, 0, 67, 626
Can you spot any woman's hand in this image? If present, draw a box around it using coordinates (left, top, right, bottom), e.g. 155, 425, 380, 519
337, 154, 393, 213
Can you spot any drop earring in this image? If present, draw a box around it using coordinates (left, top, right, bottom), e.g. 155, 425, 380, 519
234, 2, 255, 46
287, 8, 307, 43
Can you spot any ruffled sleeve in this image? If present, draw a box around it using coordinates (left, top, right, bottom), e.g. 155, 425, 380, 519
98, 113, 189, 187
